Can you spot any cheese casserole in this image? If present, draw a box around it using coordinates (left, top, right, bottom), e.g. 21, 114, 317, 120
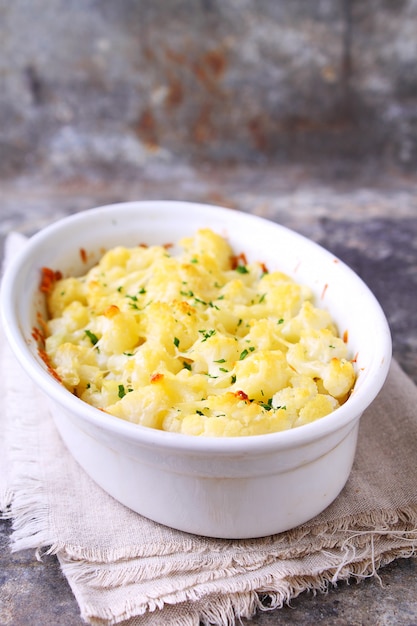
43, 228, 355, 436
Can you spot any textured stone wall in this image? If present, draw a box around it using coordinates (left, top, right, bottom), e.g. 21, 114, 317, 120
1, 0, 417, 180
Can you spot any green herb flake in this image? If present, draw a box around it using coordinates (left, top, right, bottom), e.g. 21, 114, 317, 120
219, 367, 229, 373
214, 358, 226, 363
198, 329, 216, 342
236, 265, 249, 274
174, 337, 180, 348
85, 330, 99, 345
278, 318, 284, 325
118, 384, 126, 399
231, 374, 237, 384
182, 361, 192, 371
260, 398, 274, 411
239, 349, 249, 360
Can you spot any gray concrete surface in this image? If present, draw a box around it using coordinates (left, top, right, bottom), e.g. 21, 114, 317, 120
1, 1, 417, 178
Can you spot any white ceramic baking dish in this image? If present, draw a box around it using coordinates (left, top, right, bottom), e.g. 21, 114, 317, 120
1, 201, 391, 538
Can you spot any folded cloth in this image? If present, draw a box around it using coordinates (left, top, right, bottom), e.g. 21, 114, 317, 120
1, 233, 417, 626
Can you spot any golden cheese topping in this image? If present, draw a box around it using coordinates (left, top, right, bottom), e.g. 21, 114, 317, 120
44, 228, 355, 436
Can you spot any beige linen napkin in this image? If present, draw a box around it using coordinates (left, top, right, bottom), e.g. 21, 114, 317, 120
1, 233, 417, 626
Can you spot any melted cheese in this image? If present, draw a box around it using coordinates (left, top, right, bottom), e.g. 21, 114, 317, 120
44, 228, 355, 436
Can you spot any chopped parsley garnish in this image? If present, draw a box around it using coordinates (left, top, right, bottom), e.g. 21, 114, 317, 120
259, 398, 274, 411
180, 289, 194, 297
236, 265, 249, 274
219, 367, 229, 373
182, 361, 192, 371
231, 374, 237, 384
198, 329, 216, 342
118, 384, 126, 399
173, 337, 180, 348
239, 346, 254, 360
278, 318, 284, 324
214, 358, 226, 363
85, 330, 98, 345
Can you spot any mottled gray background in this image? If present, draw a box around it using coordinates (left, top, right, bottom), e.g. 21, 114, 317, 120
1, 2, 417, 625
1, 0, 417, 179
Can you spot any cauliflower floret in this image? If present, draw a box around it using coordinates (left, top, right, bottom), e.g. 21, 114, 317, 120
246, 318, 290, 352
48, 277, 87, 318
184, 332, 240, 377
180, 228, 234, 271
272, 374, 318, 418
282, 301, 336, 342
257, 272, 312, 318
218, 278, 257, 306
96, 307, 142, 354
50, 343, 96, 389
287, 329, 349, 374
129, 344, 183, 387
107, 384, 172, 428
286, 329, 354, 398
232, 349, 291, 401
295, 394, 339, 426
322, 358, 356, 399
143, 301, 199, 352
96, 246, 131, 271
